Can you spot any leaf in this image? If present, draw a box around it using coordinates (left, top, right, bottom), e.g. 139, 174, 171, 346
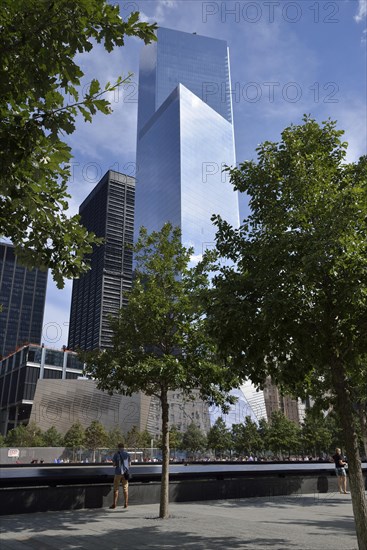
89, 79, 100, 96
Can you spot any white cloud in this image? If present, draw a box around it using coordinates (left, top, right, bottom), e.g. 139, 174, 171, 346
354, 0, 367, 41
331, 100, 367, 162
354, 0, 367, 22
189, 253, 203, 266
138, 0, 178, 24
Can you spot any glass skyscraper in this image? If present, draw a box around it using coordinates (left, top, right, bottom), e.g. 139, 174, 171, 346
0, 243, 48, 359
135, 27, 240, 255
134, 28, 256, 431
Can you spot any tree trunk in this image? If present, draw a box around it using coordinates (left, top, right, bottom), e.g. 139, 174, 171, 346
159, 389, 170, 519
331, 362, 367, 550
357, 403, 367, 459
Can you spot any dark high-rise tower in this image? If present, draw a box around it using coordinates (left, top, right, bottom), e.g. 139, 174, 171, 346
68, 170, 135, 351
0, 243, 48, 358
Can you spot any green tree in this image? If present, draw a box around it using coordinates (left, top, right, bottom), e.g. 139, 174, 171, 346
0, 0, 157, 287
125, 426, 142, 449
5, 425, 27, 447
207, 417, 231, 458
84, 224, 238, 518
139, 429, 154, 449
5, 422, 43, 447
241, 415, 262, 457
324, 411, 345, 453
203, 117, 367, 547
266, 411, 300, 459
107, 425, 125, 450
85, 420, 108, 462
124, 426, 153, 450
181, 423, 207, 459
231, 423, 247, 457
168, 426, 183, 459
300, 408, 332, 458
0, 433, 5, 447
356, 403, 367, 459
257, 418, 270, 457
156, 426, 183, 459
42, 426, 64, 447
63, 422, 85, 461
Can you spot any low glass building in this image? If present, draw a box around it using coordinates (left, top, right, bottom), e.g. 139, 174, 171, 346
0, 344, 84, 435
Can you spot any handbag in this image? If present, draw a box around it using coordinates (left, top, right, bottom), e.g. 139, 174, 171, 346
123, 468, 131, 481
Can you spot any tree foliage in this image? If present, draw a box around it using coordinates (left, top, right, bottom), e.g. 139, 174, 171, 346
301, 408, 334, 457
84, 223, 240, 518
124, 426, 152, 449
168, 425, 183, 454
84, 420, 108, 462
42, 425, 64, 447
231, 415, 262, 457
206, 417, 231, 457
84, 420, 108, 449
0, 0, 157, 287
203, 116, 367, 547
107, 425, 125, 449
63, 422, 85, 450
266, 411, 300, 459
181, 422, 207, 457
5, 422, 44, 447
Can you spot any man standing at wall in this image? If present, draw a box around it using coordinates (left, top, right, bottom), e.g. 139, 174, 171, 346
110, 443, 131, 509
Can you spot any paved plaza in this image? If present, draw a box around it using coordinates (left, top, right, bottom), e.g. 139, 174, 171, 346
0, 493, 359, 550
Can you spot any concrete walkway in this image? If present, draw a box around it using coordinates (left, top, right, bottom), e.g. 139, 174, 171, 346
0, 493, 359, 550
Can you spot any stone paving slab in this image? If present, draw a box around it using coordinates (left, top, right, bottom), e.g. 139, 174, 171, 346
0, 493, 360, 550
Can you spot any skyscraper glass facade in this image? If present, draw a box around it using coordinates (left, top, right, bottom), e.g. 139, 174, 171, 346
135, 28, 239, 256
135, 28, 246, 430
0, 243, 48, 358
68, 170, 135, 351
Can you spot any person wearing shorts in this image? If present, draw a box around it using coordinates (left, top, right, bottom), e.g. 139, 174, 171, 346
110, 442, 131, 509
333, 447, 349, 494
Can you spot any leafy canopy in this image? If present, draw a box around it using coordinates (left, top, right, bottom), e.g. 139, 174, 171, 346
205, 116, 367, 405
84, 223, 241, 518
181, 422, 207, 455
203, 116, 367, 544
206, 417, 231, 456
0, 0, 157, 287
85, 223, 239, 408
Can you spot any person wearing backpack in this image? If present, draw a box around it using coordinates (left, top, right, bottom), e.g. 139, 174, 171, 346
109, 442, 131, 509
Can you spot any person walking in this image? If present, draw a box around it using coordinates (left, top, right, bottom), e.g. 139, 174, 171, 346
110, 442, 131, 509
332, 447, 349, 494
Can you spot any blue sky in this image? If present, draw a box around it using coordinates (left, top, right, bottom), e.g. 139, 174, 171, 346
42, 0, 367, 348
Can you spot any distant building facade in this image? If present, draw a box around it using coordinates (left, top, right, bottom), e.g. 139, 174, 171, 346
0, 243, 48, 359
29, 381, 210, 438
68, 170, 135, 351
0, 344, 84, 435
263, 378, 306, 425
0, 342, 210, 437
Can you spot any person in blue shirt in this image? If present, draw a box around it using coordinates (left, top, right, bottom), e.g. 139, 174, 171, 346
109, 442, 131, 509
